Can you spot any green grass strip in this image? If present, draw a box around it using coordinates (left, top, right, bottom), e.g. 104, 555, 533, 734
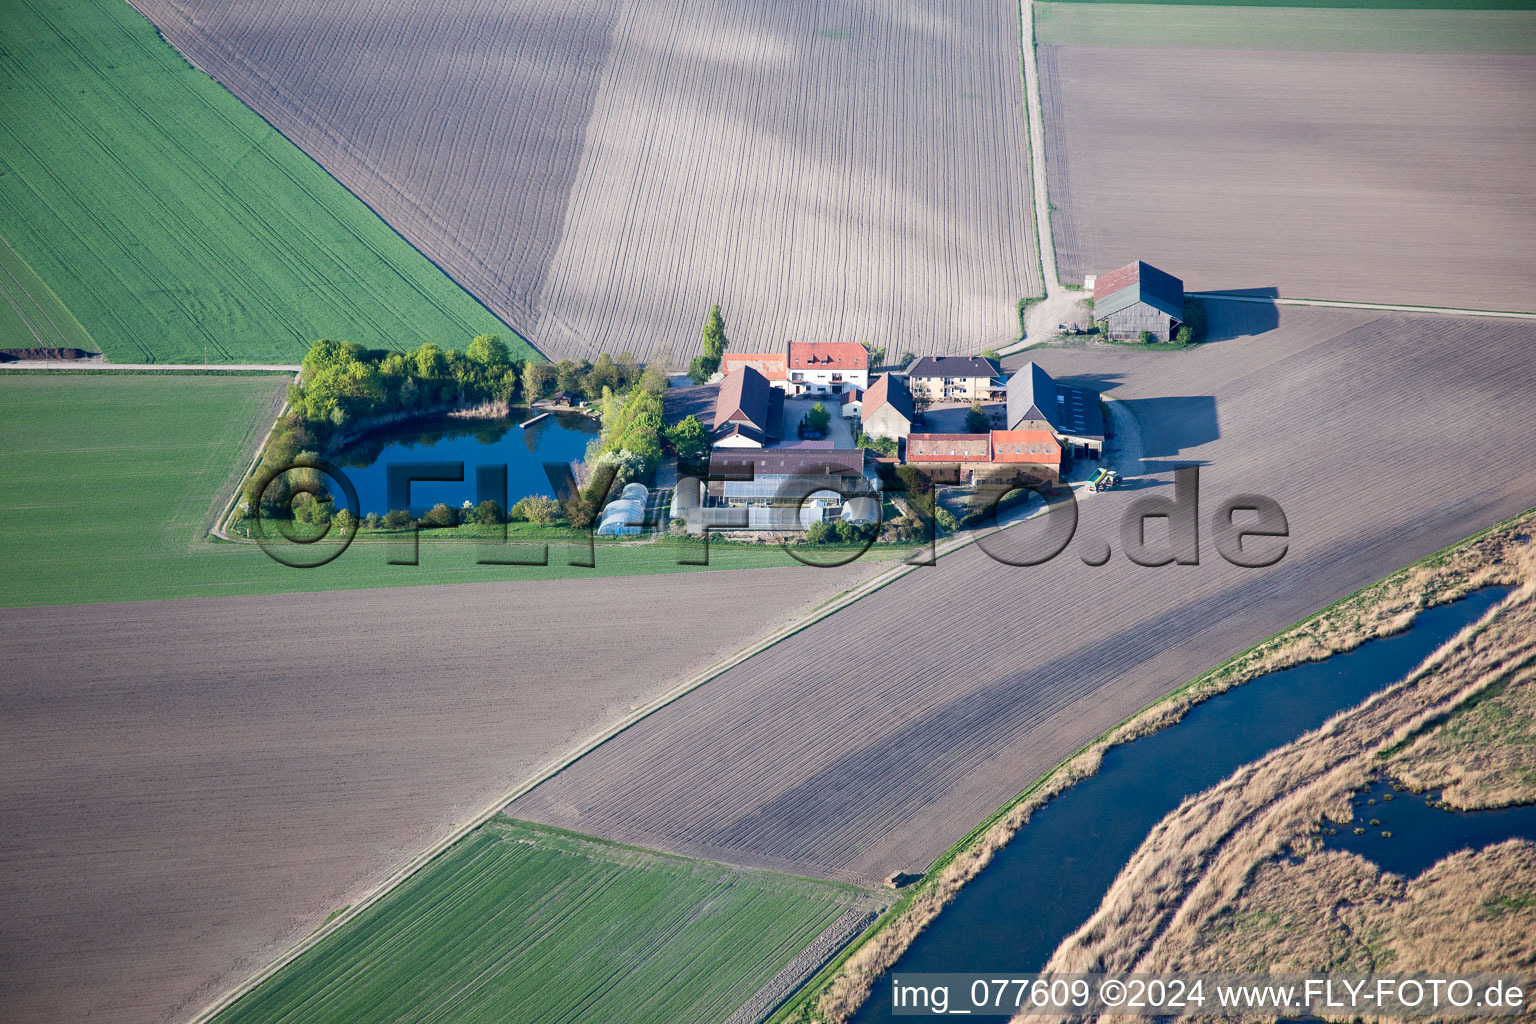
1037, 3, 1536, 50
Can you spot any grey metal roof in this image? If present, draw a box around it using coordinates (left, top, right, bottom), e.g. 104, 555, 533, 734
1093, 260, 1184, 320
1005, 362, 1104, 440
1006, 361, 1057, 430
1053, 385, 1104, 441
906, 355, 1003, 380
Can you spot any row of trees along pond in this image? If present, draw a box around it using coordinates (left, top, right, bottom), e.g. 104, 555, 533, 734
239, 335, 711, 531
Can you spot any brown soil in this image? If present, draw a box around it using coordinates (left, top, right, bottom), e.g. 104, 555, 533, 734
128, 0, 1040, 362
1040, 46, 1536, 311
0, 346, 96, 361
0, 564, 876, 1024
512, 305, 1536, 890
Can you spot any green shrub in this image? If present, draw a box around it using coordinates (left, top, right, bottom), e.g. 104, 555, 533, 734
511, 495, 561, 526
471, 499, 504, 525
421, 502, 458, 528
805, 402, 831, 435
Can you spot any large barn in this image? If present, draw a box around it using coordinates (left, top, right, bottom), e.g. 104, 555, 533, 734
1092, 260, 1185, 341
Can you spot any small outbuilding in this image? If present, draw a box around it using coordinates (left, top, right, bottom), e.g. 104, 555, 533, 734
1093, 260, 1184, 342
670, 477, 701, 519
860, 374, 914, 440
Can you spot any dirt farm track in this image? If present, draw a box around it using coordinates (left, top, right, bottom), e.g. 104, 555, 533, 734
0, 565, 878, 1024
125, 0, 1041, 362
1041, 47, 1536, 311
511, 302, 1536, 884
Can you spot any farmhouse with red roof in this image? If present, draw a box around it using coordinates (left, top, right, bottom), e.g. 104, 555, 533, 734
786, 341, 868, 396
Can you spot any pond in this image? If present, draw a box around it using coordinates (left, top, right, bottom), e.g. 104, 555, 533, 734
331, 410, 598, 517
1322, 776, 1536, 878
849, 586, 1511, 1024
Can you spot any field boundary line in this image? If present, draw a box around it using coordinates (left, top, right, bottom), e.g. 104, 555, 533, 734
1020, 0, 1058, 296
182, 522, 1022, 1024
184, 572, 912, 1023
766, 508, 1536, 1024
208, 381, 297, 542
1189, 292, 1536, 320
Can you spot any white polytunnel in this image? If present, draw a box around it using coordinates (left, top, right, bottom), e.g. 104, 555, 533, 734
840, 496, 880, 524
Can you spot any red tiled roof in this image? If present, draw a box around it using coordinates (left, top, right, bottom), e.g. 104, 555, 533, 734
906, 433, 990, 462
722, 352, 787, 378
788, 342, 867, 371
989, 429, 1062, 466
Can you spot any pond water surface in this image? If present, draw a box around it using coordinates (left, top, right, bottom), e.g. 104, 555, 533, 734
333, 410, 597, 516
1323, 777, 1536, 878
849, 586, 1511, 1024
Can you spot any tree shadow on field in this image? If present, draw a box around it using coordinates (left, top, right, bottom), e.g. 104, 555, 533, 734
1192, 286, 1280, 343
1118, 396, 1219, 458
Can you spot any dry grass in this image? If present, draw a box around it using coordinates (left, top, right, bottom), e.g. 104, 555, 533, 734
805, 516, 1536, 1024
1040, 46, 1536, 311
129, 0, 1040, 362
1032, 544, 1536, 1021
1181, 839, 1536, 982
1389, 673, 1536, 811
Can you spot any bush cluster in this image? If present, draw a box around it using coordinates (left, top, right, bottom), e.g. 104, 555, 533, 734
523, 351, 645, 404
290, 335, 522, 428
803, 520, 877, 545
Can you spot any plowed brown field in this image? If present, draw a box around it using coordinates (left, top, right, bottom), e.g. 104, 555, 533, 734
127, 0, 1040, 362
511, 303, 1536, 885
1040, 47, 1536, 310
0, 565, 875, 1024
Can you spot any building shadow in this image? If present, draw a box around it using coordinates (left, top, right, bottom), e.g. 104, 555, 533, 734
1118, 396, 1219, 458
1192, 286, 1280, 342
1055, 371, 1123, 392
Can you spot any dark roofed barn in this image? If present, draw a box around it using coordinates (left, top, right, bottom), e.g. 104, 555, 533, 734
1093, 260, 1184, 342
712, 366, 782, 448
1005, 361, 1105, 460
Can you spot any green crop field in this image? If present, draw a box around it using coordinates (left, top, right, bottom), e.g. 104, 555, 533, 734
1037, 2, 1536, 50
0, 234, 96, 353
0, 374, 903, 608
0, 0, 532, 364
212, 817, 867, 1024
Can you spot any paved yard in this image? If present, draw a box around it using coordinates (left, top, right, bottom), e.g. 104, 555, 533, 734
780, 395, 856, 447
919, 401, 1005, 434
